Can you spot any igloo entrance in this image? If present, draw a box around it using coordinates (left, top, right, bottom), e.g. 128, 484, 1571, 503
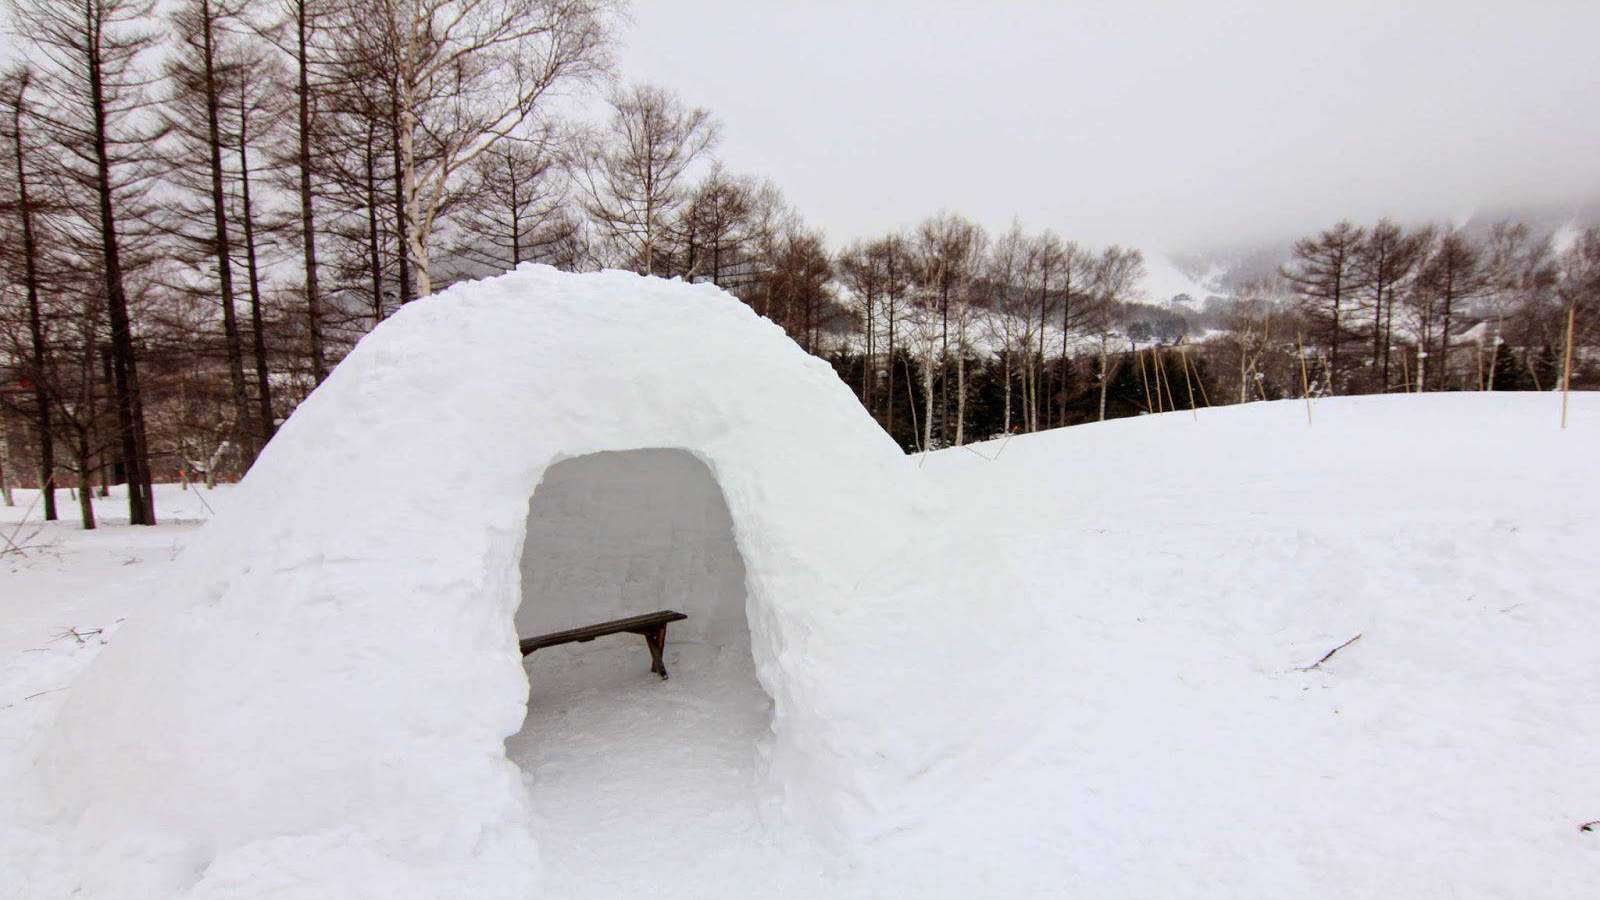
506, 449, 774, 882
512, 448, 751, 663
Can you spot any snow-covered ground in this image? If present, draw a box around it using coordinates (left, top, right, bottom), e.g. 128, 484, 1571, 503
3, 392, 1597, 898
1, 486, 233, 805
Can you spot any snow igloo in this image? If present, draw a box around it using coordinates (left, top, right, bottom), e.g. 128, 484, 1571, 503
17, 266, 929, 899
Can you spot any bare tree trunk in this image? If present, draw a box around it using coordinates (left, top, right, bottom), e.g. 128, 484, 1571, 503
364, 122, 384, 324
196, 0, 255, 462
75, 435, 95, 530
1060, 280, 1073, 428
922, 351, 935, 450
1098, 336, 1111, 421
1003, 350, 1013, 433
294, 0, 328, 381
955, 350, 967, 446
1382, 287, 1396, 389
9, 80, 57, 519
388, 86, 413, 303
1035, 269, 1048, 431
1486, 319, 1502, 391
1439, 288, 1455, 391
1561, 302, 1576, 429
885, 299, 896, 436
237, 88, 275, 446
87, 19, 154, 525
939, 283, 949, 446
0, 430, 14, 506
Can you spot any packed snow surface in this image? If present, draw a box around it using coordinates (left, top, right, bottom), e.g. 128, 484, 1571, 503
2, 266, 1597, 898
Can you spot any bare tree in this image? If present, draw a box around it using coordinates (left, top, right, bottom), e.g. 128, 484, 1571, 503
1043, 238, 1092, 429
914, 212, 985, 446
451, 128, 577, 274
1353, 219, 1425, 392
837, 238, 886, 414
984, 222, 1033, 434
1222, 280, 1278, 403
1479, 221, 1554, 390
353, 0, 615, 297
871, 233, 912, 439
766, 226, 833, 353
575, 83, 718, 275
675, 164, 753, 284
1282, 221, 1364, 394
1089, 246, 1145, 421
1414, 228, 1487, 391
1, 69, 58, 519
11, 0, 164, 524
273, 0, 331, 381
166, 0, 258, 462
1555, 226, 1600, 393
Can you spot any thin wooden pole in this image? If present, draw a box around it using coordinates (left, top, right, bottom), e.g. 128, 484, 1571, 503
1155, 349, 1177, 414
1399, 345, 1411, 394
1185, 347, 1211, 408
1296, 332, 1314, 426
904, 356, 922, 453
1178, 346, 1198, 420
1136, 345, 1153, 413
1561, 302, 1576, 430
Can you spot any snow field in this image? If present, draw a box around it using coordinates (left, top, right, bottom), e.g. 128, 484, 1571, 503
0, 265, 1594, 898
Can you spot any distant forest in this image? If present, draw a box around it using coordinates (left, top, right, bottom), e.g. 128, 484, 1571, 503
1, 0, 1597, 529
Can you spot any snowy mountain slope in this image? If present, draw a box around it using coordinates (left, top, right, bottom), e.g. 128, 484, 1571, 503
1141, 251, 1228, 305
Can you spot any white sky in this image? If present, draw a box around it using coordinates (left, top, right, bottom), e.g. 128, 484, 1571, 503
617, 0, 1600, 252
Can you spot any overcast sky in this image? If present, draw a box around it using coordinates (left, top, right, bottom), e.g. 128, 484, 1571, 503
617, 0, 1600, 253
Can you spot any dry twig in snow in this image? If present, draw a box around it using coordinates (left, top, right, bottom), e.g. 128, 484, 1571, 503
1298, 633, 1363, 671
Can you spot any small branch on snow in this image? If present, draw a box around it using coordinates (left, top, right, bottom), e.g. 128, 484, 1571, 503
21, 687, 68, 701
1580, 820, 1599, 833
1297, 633, 1363, 672
2, 493, 45, 559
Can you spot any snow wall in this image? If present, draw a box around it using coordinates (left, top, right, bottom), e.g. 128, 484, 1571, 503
16, 267, 938, 898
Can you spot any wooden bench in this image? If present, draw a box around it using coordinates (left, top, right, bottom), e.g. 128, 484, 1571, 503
519, 610, 688, 680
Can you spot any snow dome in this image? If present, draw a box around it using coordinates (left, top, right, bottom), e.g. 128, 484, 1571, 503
17, 266, 928, 898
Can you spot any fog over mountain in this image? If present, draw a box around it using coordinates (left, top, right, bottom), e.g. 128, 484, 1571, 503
619, 0, 1600, 279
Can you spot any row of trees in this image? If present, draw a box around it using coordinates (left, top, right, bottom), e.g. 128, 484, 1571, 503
834, 217, 1149, 450
1281, 219, 1596, 396
823, 215, 1598, 452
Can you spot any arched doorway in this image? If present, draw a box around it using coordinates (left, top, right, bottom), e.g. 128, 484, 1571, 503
506, 449, 774, 889
512, 448, 750, 653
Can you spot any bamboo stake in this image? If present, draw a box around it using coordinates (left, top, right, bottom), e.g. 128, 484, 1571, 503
1157, 349, 1178, 413
1150, 349, 1167, 412
1136, 344, 1153, 413
1158, 347, 1171, 409
1296, 332, 1313, 425
1150, 349, 1164, 413
1561, 302, 1576, 430
1178, 347, 1198, 419
1183, 345, 1210, 408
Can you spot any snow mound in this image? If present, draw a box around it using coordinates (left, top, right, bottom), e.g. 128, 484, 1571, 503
11, 266, 929, 897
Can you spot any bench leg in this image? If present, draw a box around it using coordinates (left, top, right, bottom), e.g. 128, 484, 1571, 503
644, 625, 669, 680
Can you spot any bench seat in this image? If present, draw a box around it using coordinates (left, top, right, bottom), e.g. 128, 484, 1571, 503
519, 610, 688, 679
